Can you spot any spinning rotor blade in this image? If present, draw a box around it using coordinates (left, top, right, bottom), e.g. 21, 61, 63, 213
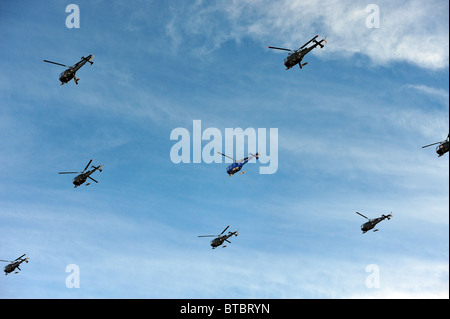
88, 176, 98, 183
198, 235, 217, 237
15, 254, 26, 261
83, 159, 93, 172
300, 35, 319, 49
356, 212, 369, 220
236, 157, 248, 163
422, 142, 442, 148
58, 172, 79, 174
43, 60, 69, 67
217, 152, 235, 162
268, 46, 293, 52
220, 225, 230, 235
0, 260, 11, 263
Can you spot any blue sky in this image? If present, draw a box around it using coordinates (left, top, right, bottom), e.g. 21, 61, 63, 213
0, 0, 448, 298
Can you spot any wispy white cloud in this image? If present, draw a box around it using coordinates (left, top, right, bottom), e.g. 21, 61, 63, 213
404, 84, 449, 103
166, 0, 449, 69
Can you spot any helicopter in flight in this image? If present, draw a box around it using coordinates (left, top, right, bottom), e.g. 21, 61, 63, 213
269, 35, 327, 70
59, 159, 103, 188
217, 152, 260, 177
356, 212, 393, 234
43, 54, 94, 85
198, 226, 239, 249
1, 254, 29, 275
422, 133, 449, 157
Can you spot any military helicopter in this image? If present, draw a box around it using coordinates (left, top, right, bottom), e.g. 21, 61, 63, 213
198, 226, 239, 249
269, 35, 327, 70
59, 159, 103, 188
217, 152, 260, 177
422, 133, 449, 157
356, 212, 392, 234
43, 54, 94, 85
0, 254, 29, 275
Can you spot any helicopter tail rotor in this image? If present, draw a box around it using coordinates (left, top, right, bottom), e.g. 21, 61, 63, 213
81, 55, 95, 65
249, 152, 260, 161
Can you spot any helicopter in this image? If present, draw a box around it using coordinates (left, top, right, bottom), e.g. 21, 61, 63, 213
356, 212, 392, 234
269, 35, 327, 70
217, 152, 260, 177
59, 159, 103, 188
1, 254, 29, 275
43, 54, 94, 85
198, 226, 239, 249
422, 133, 449, 157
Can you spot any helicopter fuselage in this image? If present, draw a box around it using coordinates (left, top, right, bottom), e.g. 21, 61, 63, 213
3, 259, 28, 275
73, 172, 89, 187
284, 48, 311, 69
436, 141, 449, 156
72, 167, 101, 187
360, 215, 391, 233
210, 232, 238, 248
59, 67, 76, 84
226, 160, 247, 176
219, 152, 259, 177
58, 55, 93, 84
4, 263, 17, 274
284, 41, 324, 69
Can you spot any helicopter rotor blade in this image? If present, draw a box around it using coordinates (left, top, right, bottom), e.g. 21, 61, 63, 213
88, 176, 98, 183
198, 235, 217, 237
220, 225, 230, 235
14, 254, 26, 261
83, 159, 93, 172
58, 172, 79, 174
217, 152, 236, 162
299, 35, 319, 49
43, 60, 69, 68
422, 142, 442, 148
356, 212, 369, 220
268, 46, 293, 52
0, 260, 11, 263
